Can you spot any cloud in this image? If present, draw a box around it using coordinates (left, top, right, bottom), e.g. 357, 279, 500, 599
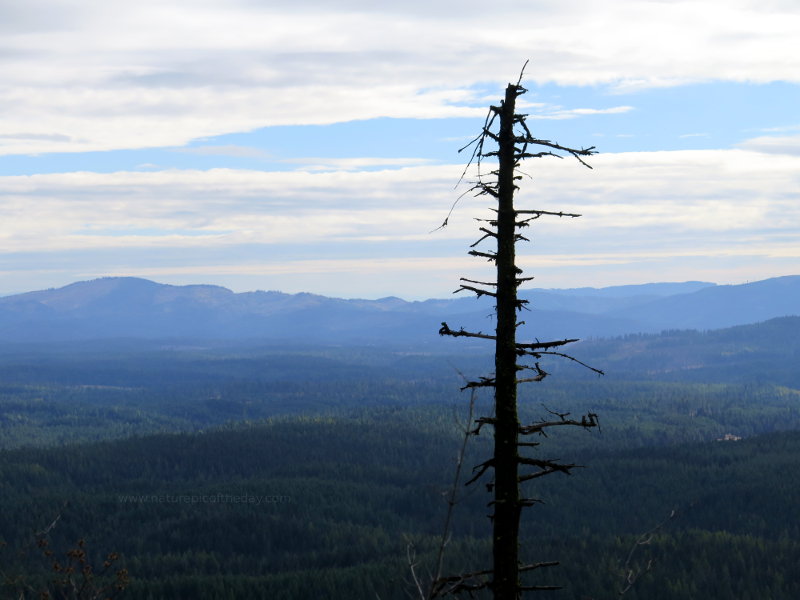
0, 132, 73, 141
1, 1, 798, 155
528, 106, 635, 120
0, 165, 468, 253
737, 134, 800, 156
755, 124, 800, 133
1, 148, 799, 297
281, 157, 437, 171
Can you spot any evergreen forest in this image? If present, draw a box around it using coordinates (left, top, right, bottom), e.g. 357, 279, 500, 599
2, 318, 800, 598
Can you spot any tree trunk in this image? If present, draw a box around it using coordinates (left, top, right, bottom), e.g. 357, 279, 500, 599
434, 70, 599, 600
493, 83, 521, 599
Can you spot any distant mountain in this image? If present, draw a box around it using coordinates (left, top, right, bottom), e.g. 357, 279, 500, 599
0, 275, 798, 344
602, 276, 800, 331
567, 315, 800, 387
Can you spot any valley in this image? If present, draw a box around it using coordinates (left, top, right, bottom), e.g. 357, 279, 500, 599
1, 278, 800, 598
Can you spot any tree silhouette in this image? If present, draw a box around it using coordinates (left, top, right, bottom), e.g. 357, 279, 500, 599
433, 65, 603, 599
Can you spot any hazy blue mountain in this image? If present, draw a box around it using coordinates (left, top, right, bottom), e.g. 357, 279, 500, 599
537, 280, 715, 299
602, 276, 800, 331
0, 275, 798, 344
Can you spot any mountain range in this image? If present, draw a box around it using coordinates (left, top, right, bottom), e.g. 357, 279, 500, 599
0, 275, 798, 344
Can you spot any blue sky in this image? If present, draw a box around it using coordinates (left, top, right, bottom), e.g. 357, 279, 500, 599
2, 0, 799, 299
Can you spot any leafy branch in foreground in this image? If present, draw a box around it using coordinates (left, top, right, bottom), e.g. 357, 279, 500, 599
1, 505, 129, 600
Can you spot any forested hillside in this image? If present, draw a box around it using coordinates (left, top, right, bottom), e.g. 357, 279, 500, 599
2, 317, 800, 450
2, 412, 800, 599
2, 317, 800, 598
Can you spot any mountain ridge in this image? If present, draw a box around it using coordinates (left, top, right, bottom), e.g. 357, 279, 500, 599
0, 275, 798, 344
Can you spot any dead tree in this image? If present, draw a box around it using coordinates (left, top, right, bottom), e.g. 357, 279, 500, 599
433, 67, 603, 599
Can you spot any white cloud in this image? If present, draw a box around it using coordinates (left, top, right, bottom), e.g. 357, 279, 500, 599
1, 148, 798, 296
0, 166, 469, 253
282, 157, 437, 171
755, 124, 800, 133
737, 134, 800, 156
1, 0, 798, 155
0, 132, 73, 142
528, 106, 635, 120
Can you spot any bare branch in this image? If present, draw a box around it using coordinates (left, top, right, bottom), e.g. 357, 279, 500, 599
455, 284, 498, 299
618, 508, 680, 596
515, 209, 582, 218
461, 376, 497, 390
465, 458, 495, 487
460, 277, 498, 287
406, 541, 427, 600
515, 60, 530, 86
429, 388, 479, 596
438, 322, 495, 341
516, 349, 606, 376
467, 249, 497, 262
519, 412, 600, 435
520, 585, 563, 592
516, 338, 579, 351
469, 233, 494, 248
470, 417, 496, 436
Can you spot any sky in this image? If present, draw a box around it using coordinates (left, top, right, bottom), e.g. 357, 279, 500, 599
2, 0, 799, 299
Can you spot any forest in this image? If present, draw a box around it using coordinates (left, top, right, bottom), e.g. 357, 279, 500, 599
1, 318, 800, 598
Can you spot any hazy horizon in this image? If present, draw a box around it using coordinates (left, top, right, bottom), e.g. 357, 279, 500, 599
0, 273, 731, 302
